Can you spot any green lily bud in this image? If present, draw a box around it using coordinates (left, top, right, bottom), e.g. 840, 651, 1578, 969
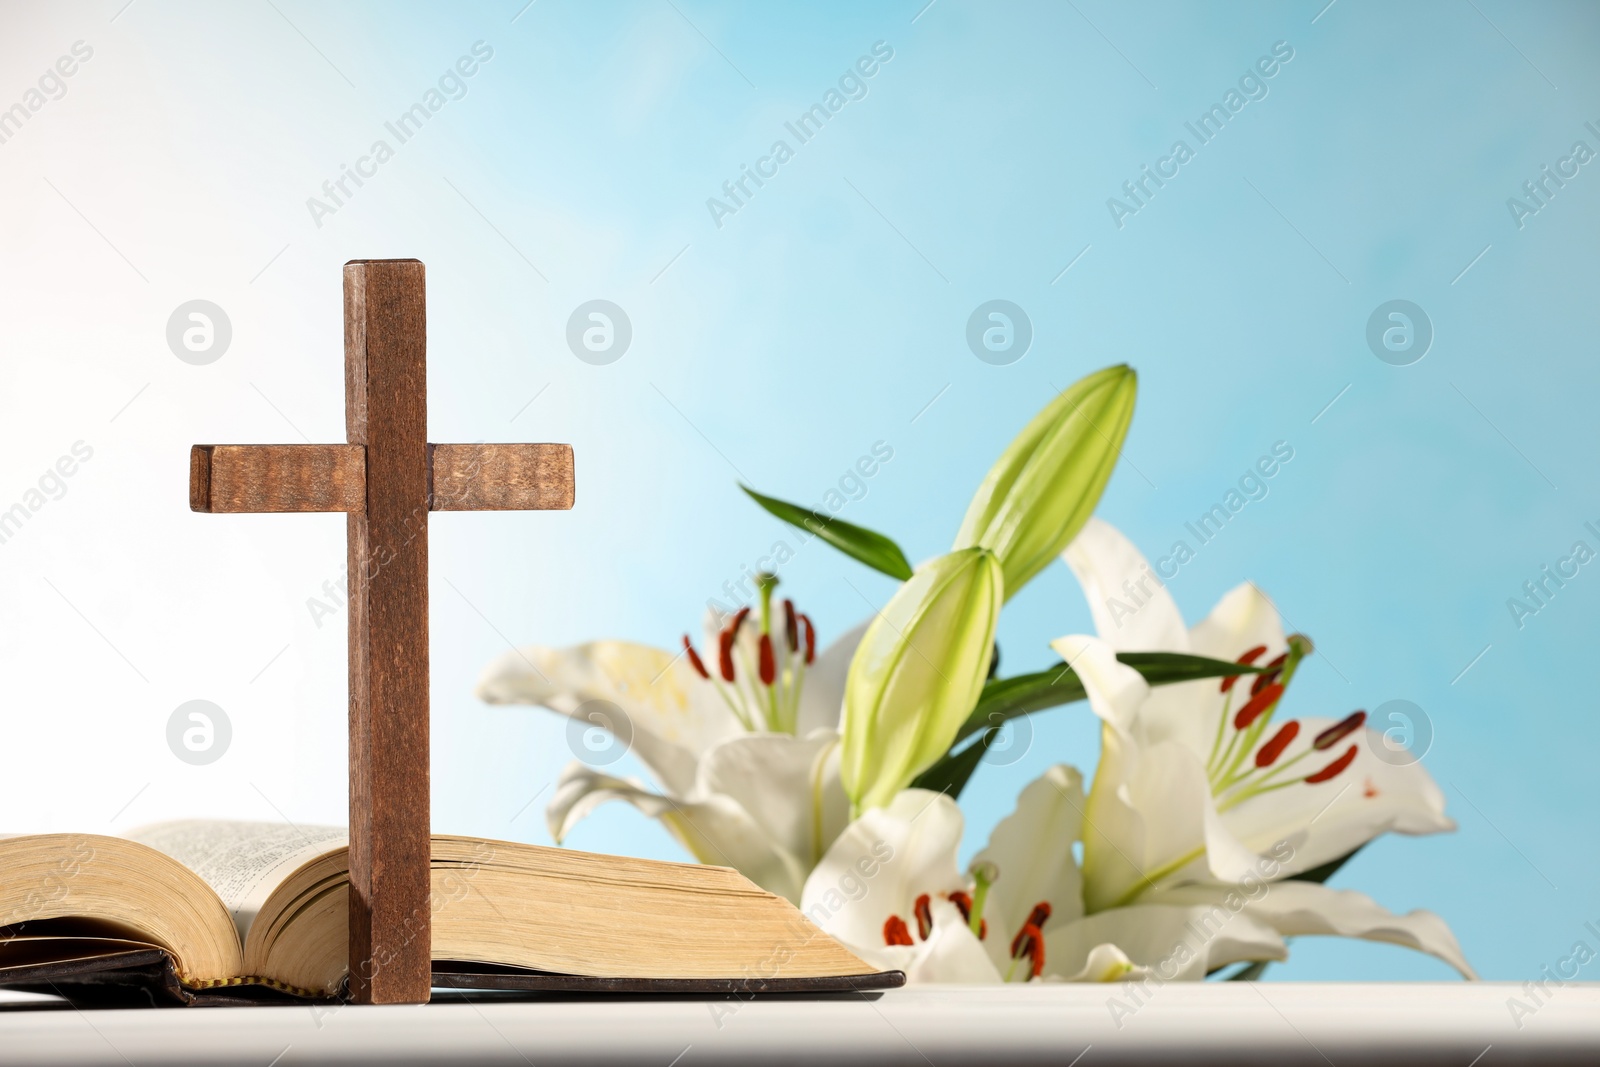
955, 364, 1137, 599
840, 547, 1004, 814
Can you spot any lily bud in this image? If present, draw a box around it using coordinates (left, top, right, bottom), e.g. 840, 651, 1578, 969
954, 364, 1137, 599
840, 547, 1004, 814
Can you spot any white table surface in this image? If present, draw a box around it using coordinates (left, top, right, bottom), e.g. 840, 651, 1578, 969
2, 983, 1596, 1066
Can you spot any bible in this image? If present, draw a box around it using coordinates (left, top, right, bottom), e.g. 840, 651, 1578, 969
0, 821, 901, 1005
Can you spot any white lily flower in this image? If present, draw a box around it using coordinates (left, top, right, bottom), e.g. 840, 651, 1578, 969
1049, 517, 1474, 977
800, 790, 1001, 983
477, 579, 865, 903
800, 770, 1289, 983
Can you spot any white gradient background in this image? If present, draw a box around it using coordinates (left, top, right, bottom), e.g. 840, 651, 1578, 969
0, 0, 1596, 983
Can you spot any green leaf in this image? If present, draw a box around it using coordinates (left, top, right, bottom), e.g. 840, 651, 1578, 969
915, 651, 1264, 799
1289, 846, 1362, 885
953, 669, 1087, 746
952, 651, 1263, 746
954, 365, 1138, 600
908, 727, 999, 797
1223, 960, 1272, 982
741, 485, 914, 581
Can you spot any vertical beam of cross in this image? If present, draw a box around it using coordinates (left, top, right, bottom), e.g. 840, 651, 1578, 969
344, 259, 432, 1004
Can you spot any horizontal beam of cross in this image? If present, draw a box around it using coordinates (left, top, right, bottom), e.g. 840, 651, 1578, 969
189, 443, 574, 514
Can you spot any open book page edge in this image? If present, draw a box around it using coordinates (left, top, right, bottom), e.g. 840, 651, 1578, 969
124, 820, 347, 944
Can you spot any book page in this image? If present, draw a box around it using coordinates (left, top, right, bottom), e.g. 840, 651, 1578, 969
127, 821, 346, 942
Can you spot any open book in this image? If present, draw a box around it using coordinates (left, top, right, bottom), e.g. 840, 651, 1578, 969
0, 822, 899, 1005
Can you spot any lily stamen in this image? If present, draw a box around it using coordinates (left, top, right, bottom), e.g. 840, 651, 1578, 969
1216, 725, 1365, 812
759, 633, 776, 686
913, 893, 934, 941
1254, 721, 1300, 767
717, 617, 739, 683
948, 890, 988, 939
1306, 743, 1359, 784
1251, 652, 1289, 695
1005, 903, 1052, 981
883, 915, 913, 947
1218, 635, 1313, 786
683, 635, 709, 679
680, 584, 827, 736
1233, 683, 1285, 730
1011, 924, 1045, 979
1314, 710, 1367, 750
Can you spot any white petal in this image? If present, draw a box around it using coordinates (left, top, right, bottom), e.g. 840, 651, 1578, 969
1187, 581, 1289, 664
545, 761, 806, 901
1151, 881, 1476, 979
1077, 724, 1148, 913
1220, 724, 1454, 877
1062, 521, 1281, 782
973, 764, 1088, 978
826, 899, 1003, 983
1117, 580, 1292, 767
800, 789, 965, 951
695, 731, 847, 889
1051, 638, 1258, 908
477, 640, 744, 796
1053, 634, 1293, 911
1062, 518, 1190, 652
1051, 942, 1141, 983
1048, 633, 1149, 738
1044, 903, 1285, 982
796, 620, 868, 736
1115, 740, 1264, 891
902, 900, 1005, 983
1049, 637, 1157, 911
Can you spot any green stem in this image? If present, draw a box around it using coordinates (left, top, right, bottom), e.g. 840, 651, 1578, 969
1206, 687, 1237, 777
1107, 845, 1206, 910
1217, 744, 1314, 796
1217, 775, 1304, 814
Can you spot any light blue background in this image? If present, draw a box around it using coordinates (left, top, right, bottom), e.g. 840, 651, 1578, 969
2, 0, 1596, 984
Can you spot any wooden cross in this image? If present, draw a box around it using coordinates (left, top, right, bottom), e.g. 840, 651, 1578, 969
188, 259, 574, 1004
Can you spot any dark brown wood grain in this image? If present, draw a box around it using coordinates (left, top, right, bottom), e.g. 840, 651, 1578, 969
430, 443, 574, 511
343, 259, 434, 1006
187, 258, 576, 1007
188, 445, 365, 513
